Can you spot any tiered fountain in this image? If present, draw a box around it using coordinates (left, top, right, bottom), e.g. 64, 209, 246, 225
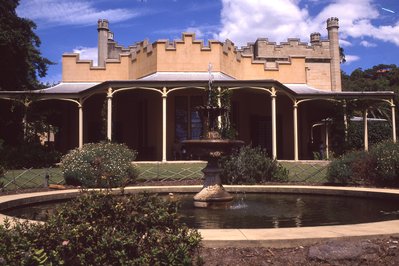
183, 65, 244, 208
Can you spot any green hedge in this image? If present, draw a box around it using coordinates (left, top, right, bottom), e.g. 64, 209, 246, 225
327, 141, 399, 187
61, 142, 139, 188
0, 192, 202, 265
220, 145, 288, 184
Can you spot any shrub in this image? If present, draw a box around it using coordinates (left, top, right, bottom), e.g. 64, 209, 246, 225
220, 145, 288, 184
326, 150, 371, 185
368, 141, 399, 186
0, 165, 4, 191
327, 141, 399, 187
0, 192, 202, 265
347, 121, 392, 150
61, 142, 139, 188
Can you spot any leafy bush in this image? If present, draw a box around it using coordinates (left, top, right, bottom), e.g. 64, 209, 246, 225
368, 141, 399, 186
61, 142, 139, 188
347, 121, 392, 150
0, 192, 202, 265
327, 141, 399, 187
0, 165, 4, 191
220, 145, 288, 184
326, 150, 371, 185
0, 143, 61, 169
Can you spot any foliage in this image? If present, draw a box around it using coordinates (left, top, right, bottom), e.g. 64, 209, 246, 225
61, 142, 139, 188
329, 64, 399, 155
342, 64, 399, 129
327, 141, 399, 187
0, 165, 4, 191
326, 150, 370, 185
220, 145, 288, 184
0, 0, 53, 91
219, 89, 238, 139
368, 141, 399, 186
0, 140, 4, 190
339, 46, 346, 64
0, 192, 202, 265
0, 142, 61, 169
347, 121, 392, 150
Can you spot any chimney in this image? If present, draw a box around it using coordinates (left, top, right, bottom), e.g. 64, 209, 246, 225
97, 19, 109, 67
327, 17, 341, 91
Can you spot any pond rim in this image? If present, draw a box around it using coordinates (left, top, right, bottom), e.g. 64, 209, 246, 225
1, 185, 399, 248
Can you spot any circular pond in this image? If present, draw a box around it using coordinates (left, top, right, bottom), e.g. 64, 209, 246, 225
3, 193, 399, 229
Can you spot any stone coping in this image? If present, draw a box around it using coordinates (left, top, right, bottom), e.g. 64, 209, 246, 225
1, 185, 399, 248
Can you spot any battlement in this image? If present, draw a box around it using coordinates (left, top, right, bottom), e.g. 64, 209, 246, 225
310, 32, 321, 44
97, 19, 109, 31
243, 34, 331, 63
62, 17, 341, 91
327, 17, 339, 29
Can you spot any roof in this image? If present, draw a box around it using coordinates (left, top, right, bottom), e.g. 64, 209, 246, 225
284, 83, 394, 99
284, 84, 332, 95
37, 82, 99, 94
0, 81, 394, 102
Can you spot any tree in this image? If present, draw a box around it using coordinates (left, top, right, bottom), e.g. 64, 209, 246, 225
338, 64, 399, 152
339, 47, 346, 64
0, 0, 52, 91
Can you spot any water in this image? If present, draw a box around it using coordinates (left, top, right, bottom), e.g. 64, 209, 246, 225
3, 193, 399, 229
174, 193, 399, 228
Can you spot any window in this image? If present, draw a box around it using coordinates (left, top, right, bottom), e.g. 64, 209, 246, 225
175, 96, 203, 141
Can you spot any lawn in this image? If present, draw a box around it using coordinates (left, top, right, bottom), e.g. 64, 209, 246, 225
1, 161, 329, 191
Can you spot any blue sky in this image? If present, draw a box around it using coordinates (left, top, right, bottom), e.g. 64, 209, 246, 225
16, 0, 399, 84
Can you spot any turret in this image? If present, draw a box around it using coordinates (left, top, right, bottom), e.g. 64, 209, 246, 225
327, 17, 341, 91
97, 19, 109, 67
310, 32, 321, 45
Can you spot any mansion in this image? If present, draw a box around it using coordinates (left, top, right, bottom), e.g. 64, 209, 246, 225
0, 18, 395, 161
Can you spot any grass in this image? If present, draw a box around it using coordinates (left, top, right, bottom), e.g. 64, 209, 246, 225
280, 161, 329, 184
3, 167, 64, 191
1, 161, 329, 191
135, 162, 206, 181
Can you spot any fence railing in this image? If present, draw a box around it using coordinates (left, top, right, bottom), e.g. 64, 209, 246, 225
1, 160, 330, 191
280, 160, 330, 184
135, 161, 206, 182
2, 167, 64, 191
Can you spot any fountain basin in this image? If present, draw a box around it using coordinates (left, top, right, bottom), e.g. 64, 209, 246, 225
182, 139, 244, 158
2, 186, 399, 247
5, 191, 399, 229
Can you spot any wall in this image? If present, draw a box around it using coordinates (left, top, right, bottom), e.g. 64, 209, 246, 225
62, 32, 335, 90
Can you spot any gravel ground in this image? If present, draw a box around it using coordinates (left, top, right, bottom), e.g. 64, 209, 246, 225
200, 237, 399, 265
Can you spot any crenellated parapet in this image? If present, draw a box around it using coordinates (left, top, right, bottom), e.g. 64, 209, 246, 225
62, 18, 341, 91
327, 17, 339, 29
251, 35, 331, 61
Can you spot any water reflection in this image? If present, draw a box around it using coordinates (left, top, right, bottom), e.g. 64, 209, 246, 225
3, 193, 399, 229
176, 193, 399, 229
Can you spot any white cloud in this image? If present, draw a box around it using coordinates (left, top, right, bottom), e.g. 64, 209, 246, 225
73, 46, 98, 66
339, 39, 353, 47
17, 0, 139, 26
217, 0, 399, 48
345, 55, 360, 63
360, 40, 377, 47
218, 0, 316, 46
185, 27, 205, 38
